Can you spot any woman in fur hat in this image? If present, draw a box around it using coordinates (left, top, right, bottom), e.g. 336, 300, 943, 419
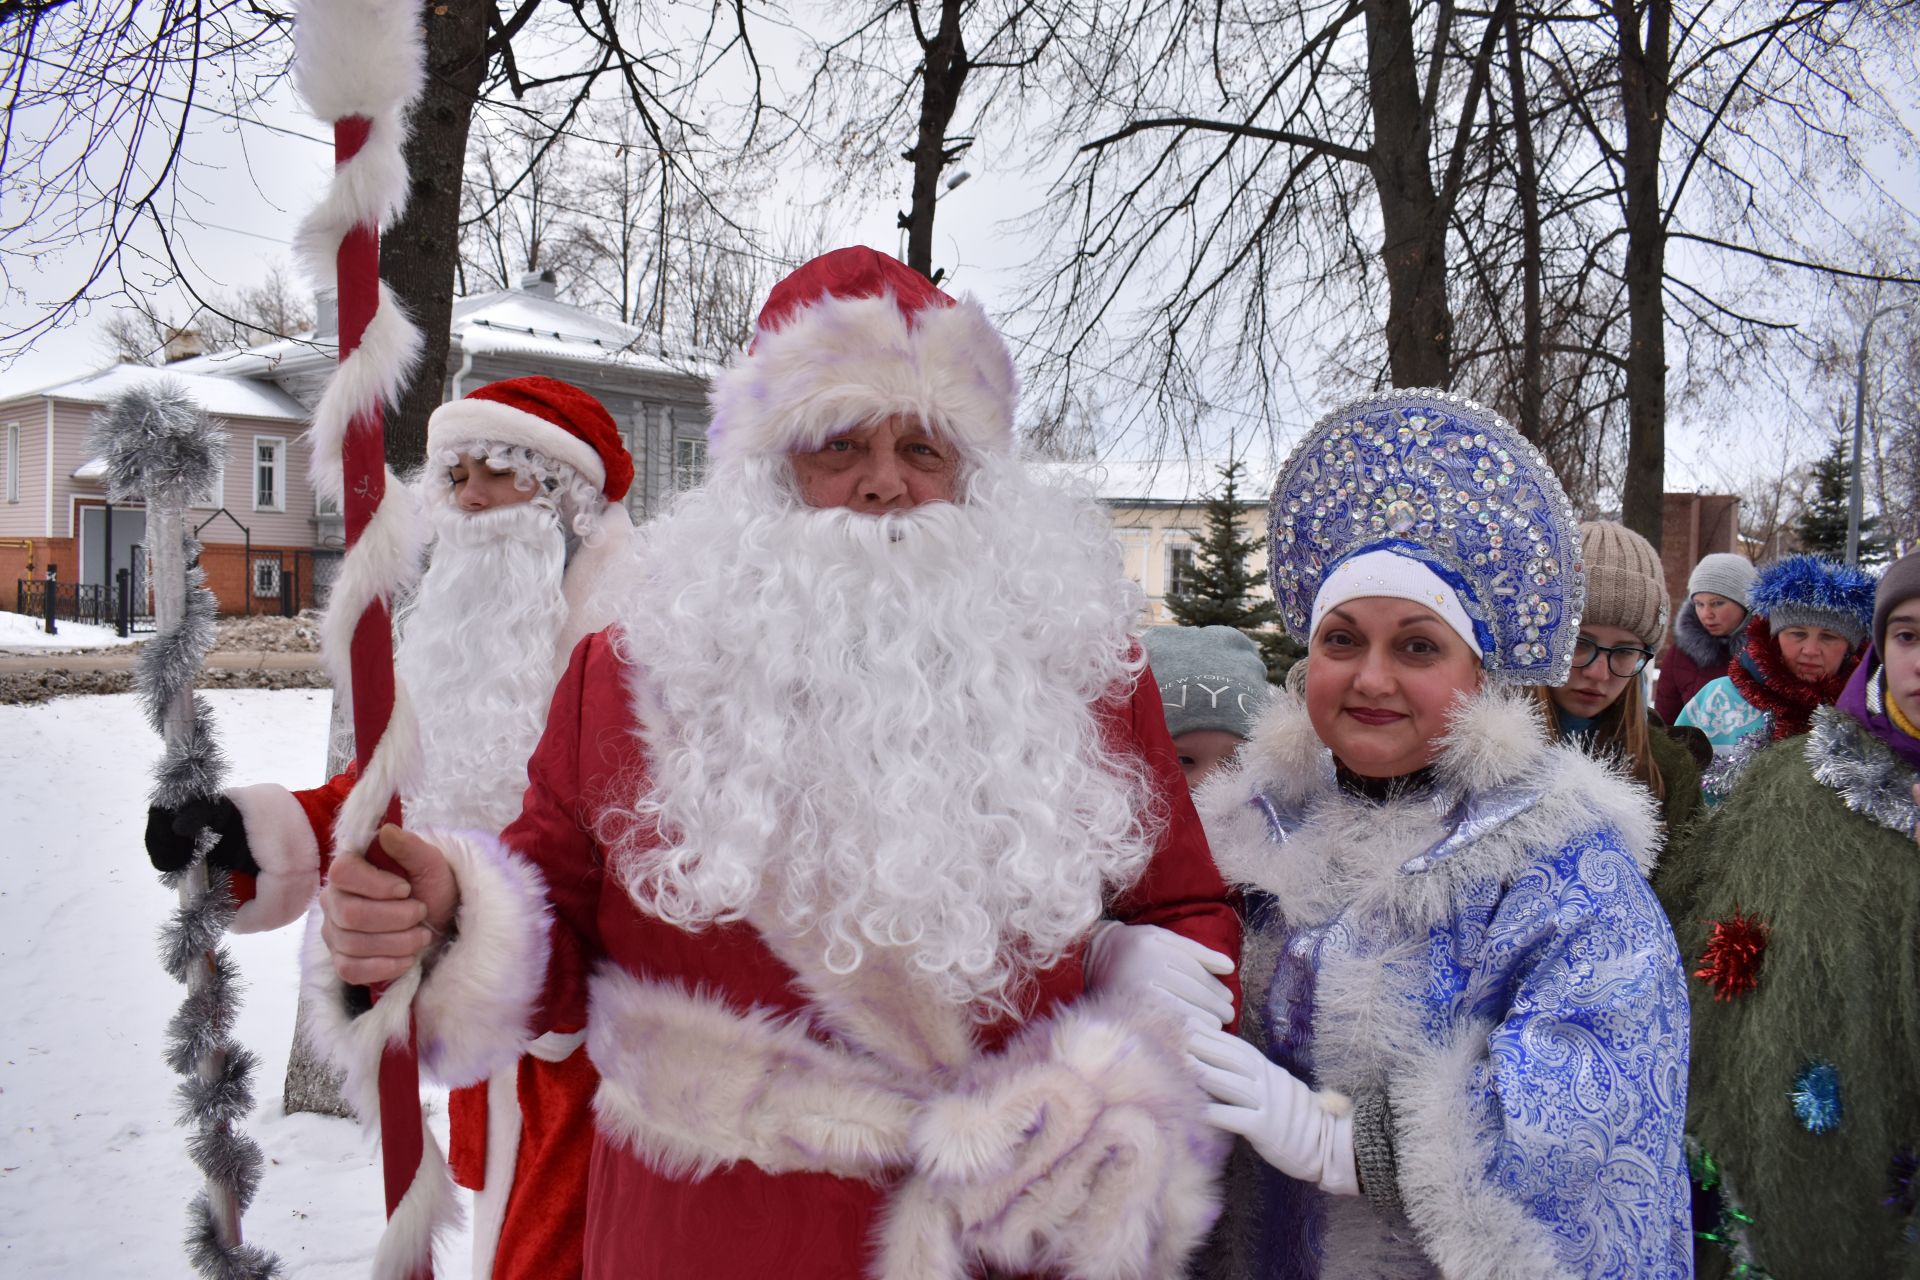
1654, 549, 1920, 1278
1529, 521, 1706, 836
1655, 553, 1757, 724
1188, 391, 1691, 1280
1675, 554, 1877, 800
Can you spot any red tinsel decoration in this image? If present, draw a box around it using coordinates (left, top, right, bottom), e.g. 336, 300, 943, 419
1694, 908, 1771, 1001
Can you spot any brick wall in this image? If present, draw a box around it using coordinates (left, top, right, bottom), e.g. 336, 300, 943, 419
7, 537, 76, 612
7, 539, 325, 618
197, 543, 323, 616
1660, 493, 1743, 610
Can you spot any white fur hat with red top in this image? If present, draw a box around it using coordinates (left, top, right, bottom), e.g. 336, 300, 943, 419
707, 246, 1019, 464
427, 375, 635, 503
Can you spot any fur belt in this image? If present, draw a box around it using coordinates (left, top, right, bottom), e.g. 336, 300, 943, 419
585, 966, 1225, 1280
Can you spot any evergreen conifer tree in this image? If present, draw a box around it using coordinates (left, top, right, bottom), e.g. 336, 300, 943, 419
1163, 460, 1301, 679
1796, 429, 1888, 563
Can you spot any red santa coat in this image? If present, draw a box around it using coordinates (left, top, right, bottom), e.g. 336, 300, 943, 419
392, 630, 1241, 1280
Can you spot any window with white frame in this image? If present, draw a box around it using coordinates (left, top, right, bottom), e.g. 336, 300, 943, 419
253, 436, 286, 511
673, 436, 708, 491
251, 557, 281, 598
1165, 532, 1200, 600
5, 423, 17, 503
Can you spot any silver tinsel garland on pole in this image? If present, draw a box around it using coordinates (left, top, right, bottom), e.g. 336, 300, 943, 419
92, 382, 281, 1279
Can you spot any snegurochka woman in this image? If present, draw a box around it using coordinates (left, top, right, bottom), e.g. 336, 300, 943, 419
1188, 390, 1691, 1280
1655, 549, 1920, 1279
1531, 521, 1705, 837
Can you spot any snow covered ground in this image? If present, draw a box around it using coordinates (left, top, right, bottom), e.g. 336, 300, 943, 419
0, 690, 471, 1276
0, 610, 143, 653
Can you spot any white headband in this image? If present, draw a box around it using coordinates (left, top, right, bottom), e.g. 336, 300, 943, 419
1309, 549, 1484, 658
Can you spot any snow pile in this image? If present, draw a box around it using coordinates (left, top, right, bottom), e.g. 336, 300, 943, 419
0, 690, 470, 1276
0, 610, 143, 653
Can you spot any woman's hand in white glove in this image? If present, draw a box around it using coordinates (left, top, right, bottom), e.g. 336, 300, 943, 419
1084, 921, 1236, 1027
1186, 1023, 1359, 1195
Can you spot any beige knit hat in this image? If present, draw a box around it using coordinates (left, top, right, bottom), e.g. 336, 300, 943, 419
1578, 521, 1669, 649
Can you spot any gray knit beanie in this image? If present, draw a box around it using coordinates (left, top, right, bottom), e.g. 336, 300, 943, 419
1141, 625, 1271, 741
1578, 522, 1669, 650
1873, 549, 1920, 656
1686, 553, 1757, 609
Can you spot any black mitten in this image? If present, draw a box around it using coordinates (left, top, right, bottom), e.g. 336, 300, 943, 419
144, 804, 197, 873
143, 796, 258, 876
186, 796, 258, 876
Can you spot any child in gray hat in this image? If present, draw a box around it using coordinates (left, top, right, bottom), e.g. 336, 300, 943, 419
1141, 624, 1272, 788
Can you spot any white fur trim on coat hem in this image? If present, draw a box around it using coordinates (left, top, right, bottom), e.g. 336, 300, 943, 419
370, 1112, 464, 1280
225, 783, 321, 934
469, 1067, 520, 1280
587, 970, 919, 1181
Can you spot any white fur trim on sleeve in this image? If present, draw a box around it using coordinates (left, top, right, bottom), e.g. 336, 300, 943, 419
225, 783, 322, 934
1388, 1027, 1563, 1279
706, 292, 1017, 463
296, 829, 552, 1120
410, 828, 554, 1088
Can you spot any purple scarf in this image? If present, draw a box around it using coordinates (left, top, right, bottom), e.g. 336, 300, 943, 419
1836, 645, 1920, 770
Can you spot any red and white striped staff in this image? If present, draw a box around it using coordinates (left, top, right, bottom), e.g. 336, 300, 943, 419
291, 3, 450, 1276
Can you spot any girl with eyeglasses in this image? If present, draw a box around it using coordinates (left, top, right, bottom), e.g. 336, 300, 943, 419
1528, 522, 1707, 837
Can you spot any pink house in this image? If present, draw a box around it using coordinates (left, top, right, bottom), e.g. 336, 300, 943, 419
0, 364, 324, 616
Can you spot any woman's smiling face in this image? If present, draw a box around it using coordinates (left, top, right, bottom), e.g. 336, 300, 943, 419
1305, 596, 1485, 779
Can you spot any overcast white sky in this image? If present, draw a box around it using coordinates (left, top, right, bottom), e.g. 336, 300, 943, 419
1, 11, 1914, 505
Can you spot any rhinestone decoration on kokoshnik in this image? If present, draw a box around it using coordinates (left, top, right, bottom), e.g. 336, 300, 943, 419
1267, 389, 1586, 684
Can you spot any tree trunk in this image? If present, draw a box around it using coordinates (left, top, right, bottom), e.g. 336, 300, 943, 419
903, 0, 969, 280
1504, 7, 1544, 447
381, 0, 491, 471
1615, 0, 1669, 546
282, 689, 359, 1118
1363, 0, 1452, 389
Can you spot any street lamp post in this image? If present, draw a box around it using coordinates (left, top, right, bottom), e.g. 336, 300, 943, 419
1848, 301, 1910, 565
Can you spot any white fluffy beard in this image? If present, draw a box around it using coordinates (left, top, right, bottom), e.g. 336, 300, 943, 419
605, 453, 1162, 1018
396, 500, 570, 833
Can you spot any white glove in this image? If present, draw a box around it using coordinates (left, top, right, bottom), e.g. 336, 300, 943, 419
1084, 921, 1236, 1027
1187, 1023, 1358, 1195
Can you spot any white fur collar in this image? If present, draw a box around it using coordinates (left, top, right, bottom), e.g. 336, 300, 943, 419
1197, 686, 1661, 930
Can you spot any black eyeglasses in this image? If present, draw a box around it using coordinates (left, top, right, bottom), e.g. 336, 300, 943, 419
1571, 637, 1655, 679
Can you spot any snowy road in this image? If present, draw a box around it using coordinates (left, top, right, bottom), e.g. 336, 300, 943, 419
1, 690, 470, 1276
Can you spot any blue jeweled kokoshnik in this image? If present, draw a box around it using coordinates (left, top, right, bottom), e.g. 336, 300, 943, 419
1267, 388, 1587, 685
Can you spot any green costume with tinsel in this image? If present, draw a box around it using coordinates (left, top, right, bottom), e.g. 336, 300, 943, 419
1648, 719, 1705, 838
1654, 705, 1920, 1278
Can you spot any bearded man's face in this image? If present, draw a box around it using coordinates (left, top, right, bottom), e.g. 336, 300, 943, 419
788, 414, 960, 513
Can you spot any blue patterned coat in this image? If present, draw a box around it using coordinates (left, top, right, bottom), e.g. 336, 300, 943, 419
1195, 689, 1692, 1280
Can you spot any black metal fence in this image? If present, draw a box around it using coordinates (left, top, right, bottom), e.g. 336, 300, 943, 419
16, 579, 115, 626
16, 560, 156, 636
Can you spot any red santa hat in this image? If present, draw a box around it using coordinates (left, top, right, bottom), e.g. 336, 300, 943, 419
707, 246, 1019, 464
427, 375, 634, 502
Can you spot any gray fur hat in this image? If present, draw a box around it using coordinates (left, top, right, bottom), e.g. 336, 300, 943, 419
1141, 625, 1271, 741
